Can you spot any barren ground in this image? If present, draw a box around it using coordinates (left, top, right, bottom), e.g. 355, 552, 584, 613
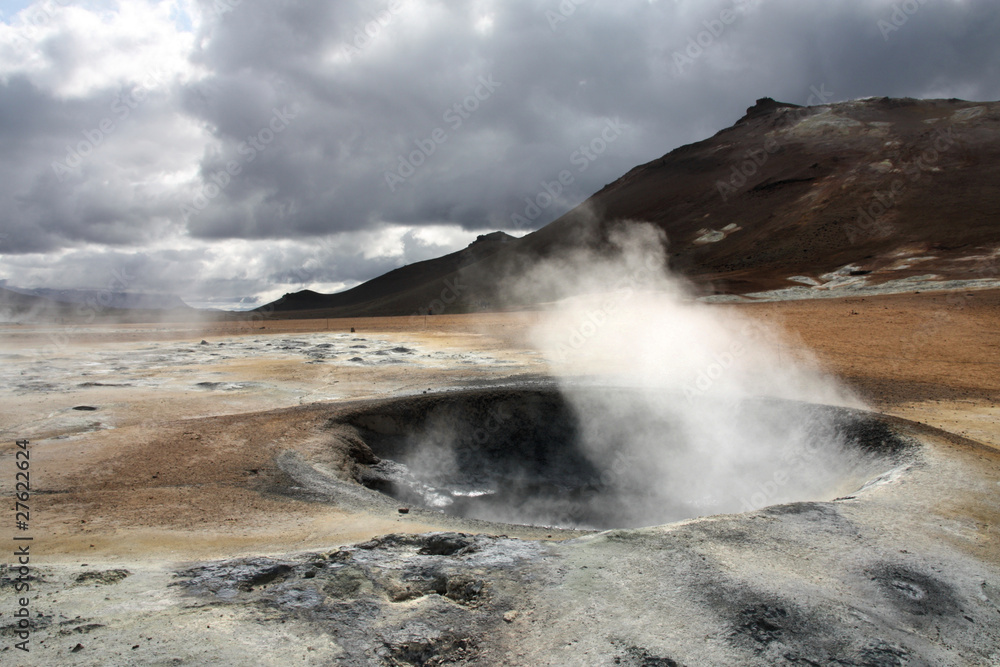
1, 291, 997, 562
0, 290, 998, 665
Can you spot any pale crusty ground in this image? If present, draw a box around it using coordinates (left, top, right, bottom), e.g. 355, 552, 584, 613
0, 291, 997, 565
0, 313, 550, 563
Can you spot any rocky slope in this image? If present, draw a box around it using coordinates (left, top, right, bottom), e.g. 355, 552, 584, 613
260, 97, 1000, 317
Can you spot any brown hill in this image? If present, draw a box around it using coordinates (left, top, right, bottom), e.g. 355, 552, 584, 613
262, 96, 1000, 317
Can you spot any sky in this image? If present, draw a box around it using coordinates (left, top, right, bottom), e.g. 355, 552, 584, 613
0, 0, 998, 308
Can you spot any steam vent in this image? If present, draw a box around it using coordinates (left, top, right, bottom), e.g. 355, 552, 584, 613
325, 388, 911, 530
243, 383, 1000, 665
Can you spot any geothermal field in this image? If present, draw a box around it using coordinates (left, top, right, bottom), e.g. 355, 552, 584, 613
3, 5, 1000, 659
2, 260, 999, 665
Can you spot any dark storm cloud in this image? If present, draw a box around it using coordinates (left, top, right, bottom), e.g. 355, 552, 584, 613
0, 225, 460, 306
1, 0, 998, 303
178, 0, 1000, 240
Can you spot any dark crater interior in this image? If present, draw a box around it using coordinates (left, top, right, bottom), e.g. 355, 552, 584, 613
334, 387, 911, 530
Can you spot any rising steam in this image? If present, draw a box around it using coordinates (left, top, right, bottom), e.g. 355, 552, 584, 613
507, 221, 877, 525
356, 221, 897, 529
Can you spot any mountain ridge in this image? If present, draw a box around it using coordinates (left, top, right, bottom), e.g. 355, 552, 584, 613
260, 95, 1000, 317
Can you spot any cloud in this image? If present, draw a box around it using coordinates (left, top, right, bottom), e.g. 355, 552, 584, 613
0, 0, 998, 304
0, 223, 475, 307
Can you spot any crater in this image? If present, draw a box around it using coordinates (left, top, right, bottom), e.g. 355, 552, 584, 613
332, 387, 912, 530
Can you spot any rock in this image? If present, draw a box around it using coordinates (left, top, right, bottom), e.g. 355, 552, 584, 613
417, 533, 475, 556
75, 569, 130, 585
178, 558, 294, 596
444, 575, 487, 605
355, 534, 426, 550
503, 610, 518, 623
321, 566, 374, 599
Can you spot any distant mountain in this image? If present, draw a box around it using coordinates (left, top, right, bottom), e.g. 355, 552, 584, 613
262, 231, 516, 316
0, 287, 58, 316
0, 287, 211, 323
3, 287, 191, 311
1, 287, 99, 322
260, 97, 1000, 317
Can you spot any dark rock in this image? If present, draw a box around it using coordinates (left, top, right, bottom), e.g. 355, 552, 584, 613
444, 575, 487, 605
238, 564, 293, 591
322, 566, 374, 599
735, 604, 790, 646
355, 534, 426, 550
75, 569, 130, 585
177, 558, 296, 596
856, 641, 909, 667
418, 533, 476, 557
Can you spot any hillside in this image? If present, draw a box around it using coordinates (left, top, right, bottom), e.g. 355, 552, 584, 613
260, 96, 1000, 317
263, 231, 516, 316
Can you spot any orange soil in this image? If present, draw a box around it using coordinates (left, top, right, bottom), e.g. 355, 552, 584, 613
1, 290, 996, 563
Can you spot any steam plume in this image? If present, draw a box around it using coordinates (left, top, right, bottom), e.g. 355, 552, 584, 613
512, 221, 875, 525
